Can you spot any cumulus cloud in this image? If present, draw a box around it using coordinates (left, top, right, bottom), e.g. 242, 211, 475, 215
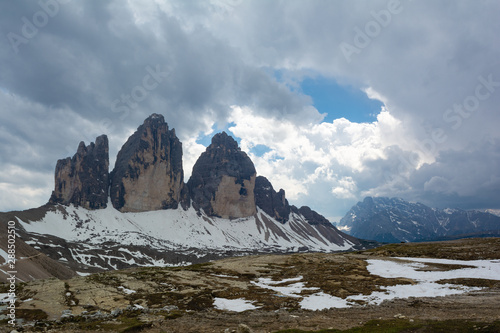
228, 105, 418, 216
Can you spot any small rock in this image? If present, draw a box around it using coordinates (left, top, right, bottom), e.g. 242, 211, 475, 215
237, 324, 254, 333
111, 308, 122, 317
61, 309, 73, 318
90, 310, 106, 319
161, 305, 179, 312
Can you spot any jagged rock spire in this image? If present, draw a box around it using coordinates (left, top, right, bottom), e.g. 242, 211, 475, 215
109, 113, 186, 212
187, 132, 257, 219
49, 135, 109, 209
254, 176, 290, 223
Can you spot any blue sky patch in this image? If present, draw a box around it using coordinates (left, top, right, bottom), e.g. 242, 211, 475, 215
196, 122, 241, 147
300, 76, 383, 124
249, 144, 272, 157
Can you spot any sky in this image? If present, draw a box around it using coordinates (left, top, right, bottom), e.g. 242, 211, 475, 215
1, 0, 499, 221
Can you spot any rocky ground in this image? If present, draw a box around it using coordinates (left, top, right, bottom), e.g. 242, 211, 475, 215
1, 238, 500, 333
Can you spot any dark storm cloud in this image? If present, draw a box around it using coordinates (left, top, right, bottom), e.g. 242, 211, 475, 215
0, 0, 317, 210
0, 0, 499, 217
407, 139, 500, 210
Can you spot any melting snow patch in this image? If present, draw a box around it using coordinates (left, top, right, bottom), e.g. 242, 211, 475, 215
300, 292, 351, 309
300, 257, 500, 310
118, 286, 136, 294
0, 293, 13, 304
211, 273, 238, 278
213, 298, 259, 312
251, 276, 319, 298
0, 248, 10, 264
367, 257, 500, 282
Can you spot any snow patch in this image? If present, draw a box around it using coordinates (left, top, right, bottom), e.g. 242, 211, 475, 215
251, 276, 318, 298
0, 248, 10, 264
118, 286, 136, 294
18, 204, 353, 256
298, 257, 500, 311
367, 257, 500, 282
213, 298, 259, 312
0, 293, 14, 304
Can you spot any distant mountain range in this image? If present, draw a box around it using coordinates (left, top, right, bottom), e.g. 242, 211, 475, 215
337, 197, 500, 243
0, 114, 372, 282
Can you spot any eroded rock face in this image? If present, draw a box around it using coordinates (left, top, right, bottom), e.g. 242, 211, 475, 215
187, 132, 256, 219
49, 135, 109, 209
292, 205, 332, 226
254, 176, 290, 223
110, 114, 185, 212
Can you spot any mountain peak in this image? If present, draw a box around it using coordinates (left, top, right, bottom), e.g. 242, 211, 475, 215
109, 113, 185, 212
188, 131, 256, 219
254, 176, 290, 223
339, 196, 500, 242
49, 135, 109, 209
210, 131, 239, 150
144, 112, 165, 123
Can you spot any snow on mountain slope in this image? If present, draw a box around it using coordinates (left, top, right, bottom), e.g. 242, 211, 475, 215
15, 203, 358, 274
19, 204, 353, 252
338, 197, 500, 243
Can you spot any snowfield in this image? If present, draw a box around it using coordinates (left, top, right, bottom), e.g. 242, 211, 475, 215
224, 257, 500, 312
299, 257, 500, 310
15, 202, 355, 270
367, 257, 500, 282
18, 203, 354, 253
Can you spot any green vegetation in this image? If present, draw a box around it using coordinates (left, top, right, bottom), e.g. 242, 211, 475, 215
85, 272, 123, 287
164, 310, 184, 320
36, 313, 151, 332
273, 319, 500, 333
16, 309, 48, 321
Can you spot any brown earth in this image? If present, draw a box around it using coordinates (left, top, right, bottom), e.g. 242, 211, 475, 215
1, 238, 500, 332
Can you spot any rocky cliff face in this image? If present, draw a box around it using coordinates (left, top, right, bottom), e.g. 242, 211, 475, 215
110, 114, 185, 212
46, 115, 344, 235
293, 205, 332, 226
187, 132, 256, 219
49, 135, 109, 209
254, 176, 290, 223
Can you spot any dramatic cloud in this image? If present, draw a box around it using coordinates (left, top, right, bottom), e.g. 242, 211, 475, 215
0, 0, 499, 220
